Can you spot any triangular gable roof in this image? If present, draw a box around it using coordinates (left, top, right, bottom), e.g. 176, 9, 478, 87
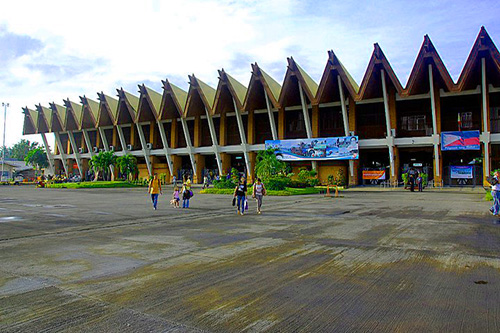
243, 63, 281, 111
96, 92, 117, 126
36, 104, 52, 133
278, 57, 318, 107
49, 103, 66, 132
63, 99, 82, 131
185, 75, 216, 116
136, 85, 161, 122
316, 50, 359, 103
213, 69, 248, 113
160, 79, 186, 119
405, 35, 455, 95
79, 95, 98, 128
22, 107, 38, 135
358, 43, 404, 100
456, 26, 500, 91
116, 88, 139, 124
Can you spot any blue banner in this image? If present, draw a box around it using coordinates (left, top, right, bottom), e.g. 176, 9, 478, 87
441, 130, 480, 151
265, 136, 359, 161
450, 166, 473, 179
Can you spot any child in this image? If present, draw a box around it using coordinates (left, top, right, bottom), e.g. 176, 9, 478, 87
172, 186, 180, 208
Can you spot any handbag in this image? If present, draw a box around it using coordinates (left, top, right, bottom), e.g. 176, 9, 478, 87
244, 198, 248, 211
232, 197, 236, 206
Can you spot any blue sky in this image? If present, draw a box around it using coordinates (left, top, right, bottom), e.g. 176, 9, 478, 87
0, 0, 499, 148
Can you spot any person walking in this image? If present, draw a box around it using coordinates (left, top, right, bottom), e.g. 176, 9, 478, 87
417, 174, 423, 192
490, 170, 500, 216
252, 178, 266, 214
203, 175, 209, 189
148, 173, 162, 210
182, 178, 192, 208
233, 176, 247, 215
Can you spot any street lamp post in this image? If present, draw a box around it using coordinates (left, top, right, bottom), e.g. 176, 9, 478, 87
1, 102, 8, 182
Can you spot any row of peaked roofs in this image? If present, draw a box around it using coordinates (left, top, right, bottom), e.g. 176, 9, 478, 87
23, 27, 500, 135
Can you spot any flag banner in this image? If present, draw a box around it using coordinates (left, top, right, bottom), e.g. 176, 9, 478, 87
441, 130, 480, 151
450, 166, 473, 179
265, 136, 359, 161
362, 170, 386, 180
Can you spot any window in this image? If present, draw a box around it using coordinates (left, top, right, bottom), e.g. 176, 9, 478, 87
401, 115, 426, 131
460, 112, 473, 129
490, 107, 500, 132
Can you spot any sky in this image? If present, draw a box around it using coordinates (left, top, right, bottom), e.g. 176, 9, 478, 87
0, 0, 499, 150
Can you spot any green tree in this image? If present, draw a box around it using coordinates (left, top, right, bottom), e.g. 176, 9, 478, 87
0, 146, 11, 159
89, 151, 116, 181
254, 149, 287, 180
24, 147, 48, 176
116, 154, 137, 181
11, 139, 39, 161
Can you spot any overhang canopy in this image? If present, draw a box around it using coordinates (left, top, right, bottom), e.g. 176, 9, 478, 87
35, 104, 52, 133
278, 57, 318, 108
22, 107, 38, 135
63, 99, 82, 131
160, 79, 187, 120
79, 95, 98, 129
96, 92, 118, 127
213, 69, 248, 114
137, 85, 161, 122
243, 63, 281, 112
185, 75, 216, 117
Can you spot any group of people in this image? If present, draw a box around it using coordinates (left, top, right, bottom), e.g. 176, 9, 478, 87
147, 174, 193, 210
407, 168, 424, 192
489, 170, 500, 217
147, 173, 267, 215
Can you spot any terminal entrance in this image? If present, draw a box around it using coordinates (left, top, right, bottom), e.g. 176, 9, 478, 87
203, 154, 218, 179
398, 147, 433, 181
359, 148, 390, 185
442, 150, 483, 186
179, 155, 193, 181
230, 153, 246, 174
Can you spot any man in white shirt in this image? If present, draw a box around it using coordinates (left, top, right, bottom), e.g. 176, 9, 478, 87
491, 170, 500, 216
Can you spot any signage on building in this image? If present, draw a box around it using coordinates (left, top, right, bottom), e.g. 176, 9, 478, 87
362, 170, 386, 180
450, 166, 473, 179
265, 136, 359, 161
441, 130, 480, 151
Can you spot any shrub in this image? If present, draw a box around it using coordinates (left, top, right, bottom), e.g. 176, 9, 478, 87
307, 178, 320, 187
265, 176, 290, 191
213, 178, 236, 189
289, 180, 308, 188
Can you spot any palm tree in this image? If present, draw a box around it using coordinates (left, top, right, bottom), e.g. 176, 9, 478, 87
89, 151, 116, 181
116, 154, 138, 181
254, 149, 286, 180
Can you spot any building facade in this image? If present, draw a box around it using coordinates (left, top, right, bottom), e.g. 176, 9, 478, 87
22, 28, 500, 185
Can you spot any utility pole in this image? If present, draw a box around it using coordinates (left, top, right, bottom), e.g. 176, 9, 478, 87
1, 102, 8, 182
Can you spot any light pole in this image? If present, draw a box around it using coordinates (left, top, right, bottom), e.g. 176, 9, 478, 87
1, 102, 8, 182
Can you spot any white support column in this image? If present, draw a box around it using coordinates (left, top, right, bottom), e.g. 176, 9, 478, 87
180, 118, 197, 176
482, 57, 490, 176
298, 80, 313, 138
116, 125, 129, 153
232, 97, 251, 176
40, 133, 54, 175
157, 121, 174, 177
263, 89, 278, 140
82, 129, 95, 157
338, 75, 354, 177
204, 107, 223, 176
381, 69, 395, 177
67, 131, 83, 175
54, 132, 69, 176
429, 64, 440, 177
136, 123, 152, 176
98, 127, 115, 176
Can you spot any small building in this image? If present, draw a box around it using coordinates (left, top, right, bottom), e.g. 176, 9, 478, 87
0, 159, 35, 180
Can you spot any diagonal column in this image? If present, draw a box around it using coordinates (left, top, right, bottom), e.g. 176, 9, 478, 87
40, 133, 55, 175
136, 123, 152, 176
157, 121, 174, 177
481, 57, 490, 180
231, 97, 251, 175
82, 129, 95, 157
298, 81, 313, 138
54, 132, 69, 176
429, 64, 440, 178
116, 125, 129, 153
180, 118, 197, 177
263, 89, 278, 140
381, 69, 395, 178
67, 131, 83, 175
204, 107, 222, 175
338, 75, 354, 178
98, 127, 115, 176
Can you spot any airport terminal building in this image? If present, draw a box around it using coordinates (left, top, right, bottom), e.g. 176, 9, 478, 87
22, 27, 500, 186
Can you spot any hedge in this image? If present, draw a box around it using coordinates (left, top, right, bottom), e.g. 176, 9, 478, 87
46, 181, 141, 189
200, 187, 321, 196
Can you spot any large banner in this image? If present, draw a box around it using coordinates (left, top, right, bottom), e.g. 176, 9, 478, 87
265, 136, 359, 161
441, 130, 480, 151
362, 170, 386, 180
450, 166, 473, 179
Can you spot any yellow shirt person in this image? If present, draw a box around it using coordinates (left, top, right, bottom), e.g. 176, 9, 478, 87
148, 174, 162, 210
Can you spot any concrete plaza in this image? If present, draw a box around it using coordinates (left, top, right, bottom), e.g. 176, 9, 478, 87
0, 186, 499, 332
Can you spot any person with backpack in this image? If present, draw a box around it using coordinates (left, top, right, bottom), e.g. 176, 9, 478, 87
148, 173, 162, 210
252, 178, 266, 214
182, 177, 192, 208
489, 170, 500, 216
233, 176, 247, 215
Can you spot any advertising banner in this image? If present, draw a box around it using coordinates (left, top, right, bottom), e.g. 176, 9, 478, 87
265, 136, 359, 161
441, 130, 480, 151
450, 166, 473, 179
362, 170, 386, 180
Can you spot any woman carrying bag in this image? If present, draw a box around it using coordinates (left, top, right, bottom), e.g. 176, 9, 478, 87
252, 178, 266, 214
233, 176, 247, 215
